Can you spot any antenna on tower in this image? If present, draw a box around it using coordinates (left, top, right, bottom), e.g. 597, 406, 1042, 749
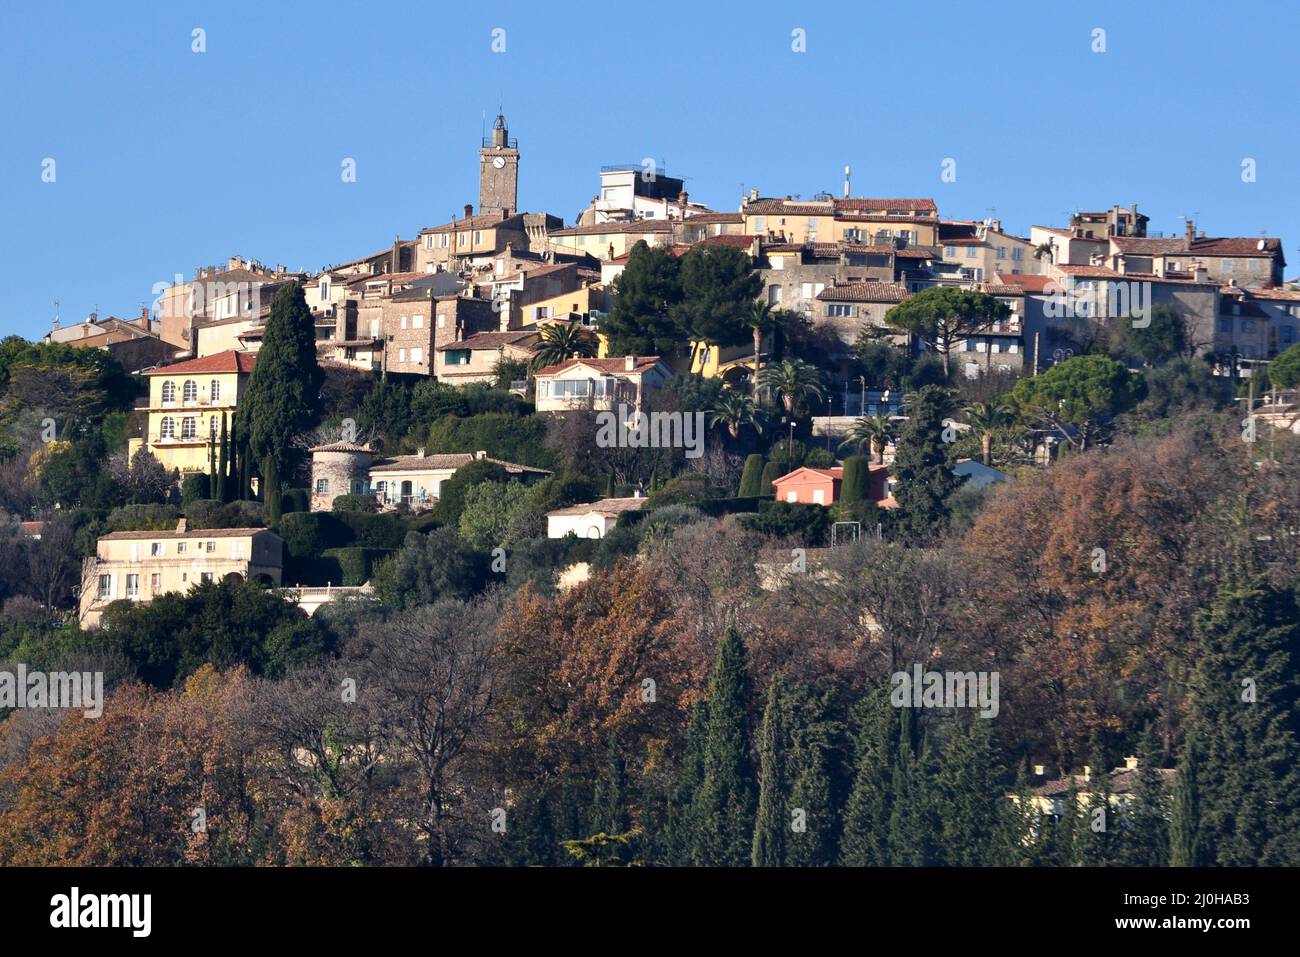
52, 299, 60, 331
843, 164, 851, 199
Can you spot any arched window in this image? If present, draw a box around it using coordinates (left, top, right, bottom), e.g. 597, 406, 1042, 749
183, 380, 198, 402
161, 380, 176, 402
159, 416, 175, 439
181, 417, 196, 440
210, 379, 221, 402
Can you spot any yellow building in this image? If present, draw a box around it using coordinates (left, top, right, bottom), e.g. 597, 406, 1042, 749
78, 519, 283, 627
520, 281, 607, 326
127, 350, 254, 474
742, 197, 939, 248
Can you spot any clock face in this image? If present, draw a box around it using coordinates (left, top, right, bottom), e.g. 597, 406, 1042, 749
492, 156, 506, 169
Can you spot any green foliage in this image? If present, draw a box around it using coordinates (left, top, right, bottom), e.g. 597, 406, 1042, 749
758, 460, 782, 497
740, 500, 829, 545
1009, 354, 1143, 449
374, 528, 487, 609
1118, 305, 1188, 366
279, 488, 309, 515
1268, 342, 1300, 390
840, 454, 872, 506
426, 413, 554, 470
236, 283, 323, 485
603, 241, 684, 356
320, 546, 390, 586
458, 480, 534, 550
180, 473, 210, 504
644, 472, 728, 509
96, 577, 332, 688
431, 460, 509, 526
331, 493, 380, 513
891, 385, 962, 543
738, 454, 765, 497
675, 246, 761, 349
884, 287, 1010, 379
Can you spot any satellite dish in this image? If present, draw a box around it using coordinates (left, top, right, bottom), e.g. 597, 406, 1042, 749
1258, 239, 1267, 250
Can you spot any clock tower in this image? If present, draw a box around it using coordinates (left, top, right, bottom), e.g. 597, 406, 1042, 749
478, 113, 519, 217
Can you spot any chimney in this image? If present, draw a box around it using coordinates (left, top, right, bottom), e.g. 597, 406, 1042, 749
139, 304, 150, 328
175, 518, 188, 533
679, 189, 689, 206
1032, 765, 1046, 778
475, 450, 488, 460
1185, 219, 1196, 241
624, 355, 636, 372
1124, 755, 1139, 770
417, 447, 426, 459
750, 188, 759, 203
464, 203, 474, 219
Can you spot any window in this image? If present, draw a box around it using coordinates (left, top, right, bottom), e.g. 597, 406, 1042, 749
205, 541, 216, 553
400, 315, 408, 330
181, 417, 196, 439
209, 416, 218, 438
944, 246, 956, 258
551, 380, 591, 398
201, 572, 214, 583
399, 348, 407, 363
754, 217, 765, 234
370, 319, 381, 337
183, 379, 198, 402
231, 542, 243, 560
150, 573, 161, 592
126, 574, 139, 598
437, 314, 445, 328
151, 542, 164, 556
966, 246, 978, 259
440, 233, 449, 248
320, 281, 330, 300
1217, 319, 1232, 334
768, 285, 783, 305
458, 233, 467, 247
162, 380, 176, 403
786, 491, 798, 503
159, 416, 175, 439
411, 347, 423, 364
1284, 327, 1296, 345
812, 488, 825, 505
1243, 320, 1256, 333
1012, 248, 1024, 261
412, 314, 423, 329
446, 349, 471, 365
826, 304, 856, 317
97, 574, 113, 599
996, 246, 1007, 259
316, 478, 330, 494
473, 230, 482, 244
210, 379, 220, 402
177, 542, 187, 554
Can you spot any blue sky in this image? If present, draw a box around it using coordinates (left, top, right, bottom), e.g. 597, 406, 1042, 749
2, 0, 1297, 341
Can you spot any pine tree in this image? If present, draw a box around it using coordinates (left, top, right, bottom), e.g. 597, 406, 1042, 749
690, 623, 756, 866
751, 677, 789, 867
840, 686, 896, 866
891, 385, 961, 543
1189, 553, 1300, 865
1077, 752, 1118, 867
668, 699, 709, 866
887, 713, 936, 866
785, 686, 837, 867
236, 283, 322, 523
1170, 735, 1202, 867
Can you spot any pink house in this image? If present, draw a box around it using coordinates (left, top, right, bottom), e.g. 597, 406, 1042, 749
770, 465, 897, 508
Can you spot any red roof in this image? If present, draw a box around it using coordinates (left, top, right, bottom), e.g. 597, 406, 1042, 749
534, 355, 665, 377
144, 350, 256, 376
1054, 264, 1124, 278
994, 273, 1055, 293
816, 282, 910, 303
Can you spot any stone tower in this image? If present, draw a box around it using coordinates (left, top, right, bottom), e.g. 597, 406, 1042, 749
478, 112, 519, 217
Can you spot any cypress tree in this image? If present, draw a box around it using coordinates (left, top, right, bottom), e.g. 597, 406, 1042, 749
935, 716, 1015, 866
751, 677, 790, 867
1170, 735, 1202, 867
239, 435, 252, 501
840, 686, 896, 866
759, 461, 782, 497
668, 699, 709, 866
1118, 732, 1170, 867
887, 712, 936, 866
690, 623, 756, 867
738, 454, 765, 498
215, 413, 228, 503
839, 454, 872, 506
1078, 755, 1118, 867
785, 685, 837, 867
236, 283, 322, 523
592, 736, 630, 838
1189, 553, 1300, 865
890, 385, 961, 543
207, 433, 217, 497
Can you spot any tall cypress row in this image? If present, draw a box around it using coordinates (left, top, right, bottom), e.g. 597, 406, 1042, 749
840, 686, 896, 866
1189, 552, 1300, 865
690, 623, 755, 867
215, 413, 228, 503
1119, 731, 1170, 867
935, 716, 1015, 866
785, 685, 837, 867
1170, 735, 1202, 867
668, 699, 709, 866
751, 677, 789, 867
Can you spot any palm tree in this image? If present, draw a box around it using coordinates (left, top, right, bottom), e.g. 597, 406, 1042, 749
758, 358, 824, 454
758, 359, 824, 416
838, 412, 896, 464
707, 390, 764, 441
529, 321, 598, 372
962, 401, 1012, 467
742, 301, 781, 398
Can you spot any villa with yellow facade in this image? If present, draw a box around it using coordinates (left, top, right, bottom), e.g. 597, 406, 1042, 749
128, 350, 254, 474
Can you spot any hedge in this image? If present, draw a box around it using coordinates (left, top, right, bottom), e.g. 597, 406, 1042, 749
331, 493, 379, 513
738, 454, 766, 497
280, 488, 310, 515
320, 547, 392, 586
181, 473, 210, 503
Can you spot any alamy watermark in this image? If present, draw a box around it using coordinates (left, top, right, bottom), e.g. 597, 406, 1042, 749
1042, 276, 1151, 328
0, 665, 103, 718
890, 664, 999, 718
595, 404, 705, 459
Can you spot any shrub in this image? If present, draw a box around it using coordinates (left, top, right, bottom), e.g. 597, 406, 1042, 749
426, 413, 555, 470
740, 500, 830, 545
105, 503, 180, 532
181, 473, 209, 503
280, 488, 310, 515
432, 460, 509, 526
278, 512, 347, 559
645, 472, 727, 509
804, 447, 837, 468
186, 499, 265, 529
331, 493, 379, 513
321, 547, 392, 586
738, 454, 765, 497
335, 511, 405, 549
759, 461, 784, 497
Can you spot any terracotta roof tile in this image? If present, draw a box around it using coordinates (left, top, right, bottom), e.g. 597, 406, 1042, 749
144, 350, 256, 376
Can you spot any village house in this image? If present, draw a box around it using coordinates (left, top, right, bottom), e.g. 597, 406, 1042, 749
939, 219, 1039, 282
532, 355, 672, 413
126, 350, 253, 475
434, 329, 539, 385
78, 519, 283, 628
814, 281, 911, 345
546, 495, 646, 539
741, 195, 940, 248
770, 464, 897, 508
